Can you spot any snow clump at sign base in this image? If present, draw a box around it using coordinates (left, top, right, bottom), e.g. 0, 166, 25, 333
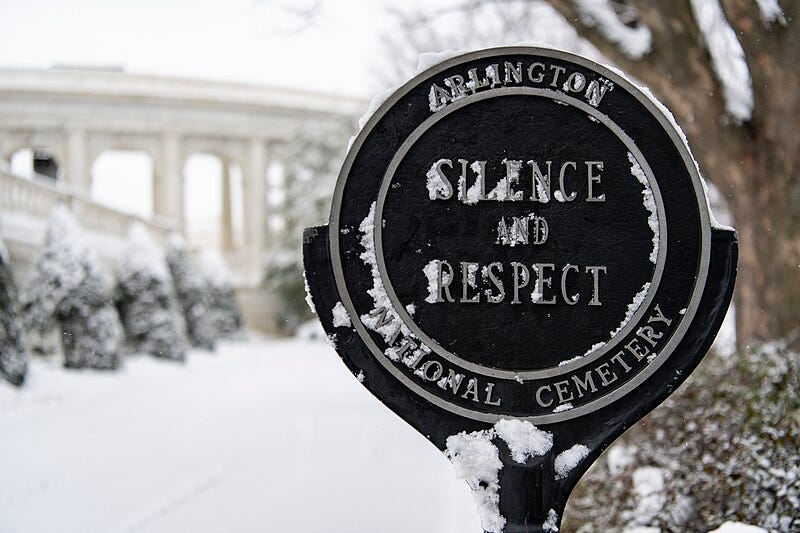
446, 419, 555, 533
494, 419, 553, 463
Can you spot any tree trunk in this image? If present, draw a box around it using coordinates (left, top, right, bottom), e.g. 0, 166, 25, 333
721, 0, 800, 345
721, 138, 800, 345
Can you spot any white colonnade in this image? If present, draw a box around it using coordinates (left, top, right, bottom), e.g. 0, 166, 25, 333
0, 67, 365, 329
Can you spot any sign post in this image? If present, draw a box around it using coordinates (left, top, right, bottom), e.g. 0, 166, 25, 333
304, 47, 737, 532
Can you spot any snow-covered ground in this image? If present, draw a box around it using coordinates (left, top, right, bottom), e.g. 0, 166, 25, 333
0, 336, 479, 533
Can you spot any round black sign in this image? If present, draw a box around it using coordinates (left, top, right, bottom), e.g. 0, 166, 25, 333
330, 47, 710, 423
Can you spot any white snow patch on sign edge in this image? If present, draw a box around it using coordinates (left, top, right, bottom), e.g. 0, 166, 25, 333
553, 402, 573, 413
554, 444, 590, 480
303, 269, 315, 314
609, 282, 650, 339
357, 86, 395, 131
357, 203, 414, 345
627, 152, 659, 264
331, 301, 351, 328
326, 333, 337, 350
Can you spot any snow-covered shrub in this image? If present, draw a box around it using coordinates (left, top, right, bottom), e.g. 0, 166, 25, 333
115, 224, 188, 361
199, 249, 243, 339
22, 206, 84, 336
166, 235, 216, 350
0, 236, 27, 385
564, 343, 800, 532
59, 256, 123, 369
22, 206, 123, 370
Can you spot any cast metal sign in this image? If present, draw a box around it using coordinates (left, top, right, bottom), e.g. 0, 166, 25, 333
304, 47, 737, 532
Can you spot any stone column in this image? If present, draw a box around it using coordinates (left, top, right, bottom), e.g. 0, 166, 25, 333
220, 159, 235, 251
155, 133, 184, 232
264, 142, 289, 251
64, 128, 90, 194
243, 138, 267, 283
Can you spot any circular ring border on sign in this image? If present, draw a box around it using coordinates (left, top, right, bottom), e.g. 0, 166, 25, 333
328, 46, 711, 424
374, 87, 668, 380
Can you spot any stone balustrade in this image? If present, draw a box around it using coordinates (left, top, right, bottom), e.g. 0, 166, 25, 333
0, 168, 176, 246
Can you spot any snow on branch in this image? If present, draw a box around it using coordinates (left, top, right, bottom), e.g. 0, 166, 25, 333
690, 0, 754, 123
573, 0, 652, 60
755, 0, 787, 27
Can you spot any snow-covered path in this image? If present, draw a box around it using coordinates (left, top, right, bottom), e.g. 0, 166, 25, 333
0, 338, 479, 533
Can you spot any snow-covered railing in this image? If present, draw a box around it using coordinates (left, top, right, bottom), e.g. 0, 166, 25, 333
0, 168, 176, 245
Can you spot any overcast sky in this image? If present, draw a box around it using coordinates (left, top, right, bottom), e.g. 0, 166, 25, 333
0, 0, 404, 98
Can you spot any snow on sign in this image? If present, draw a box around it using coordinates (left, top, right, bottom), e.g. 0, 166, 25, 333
304, 47, 737, 532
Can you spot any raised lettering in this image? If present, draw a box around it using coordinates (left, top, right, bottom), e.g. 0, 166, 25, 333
462, 378, 480, 402
558, 162, 578, 201
572, 371, 598, 398
536, 384, 554, 407
586, 266, 607, 306
484, 382, 502, 406
511, 262, 530, 304
596, 362, 618, 386
586, 161, 605, 202
625, 338, 650, 362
